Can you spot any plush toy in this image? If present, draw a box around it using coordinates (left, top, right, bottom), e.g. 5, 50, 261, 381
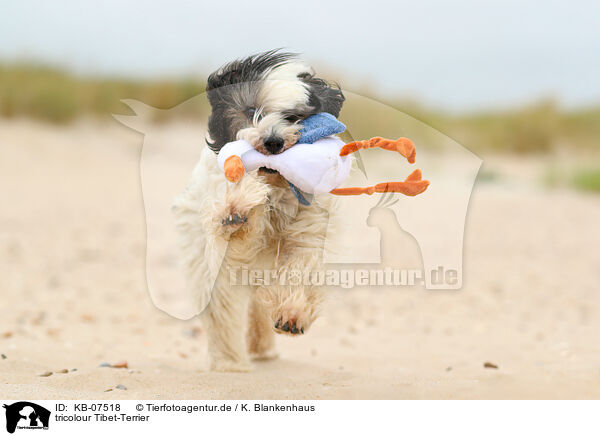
217, 113, 429, 204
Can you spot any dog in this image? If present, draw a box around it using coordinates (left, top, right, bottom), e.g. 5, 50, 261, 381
172, 49, 345, 371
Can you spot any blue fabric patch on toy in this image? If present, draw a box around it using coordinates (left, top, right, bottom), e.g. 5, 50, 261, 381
288, 113, 346, 205
297, 112, 346, 144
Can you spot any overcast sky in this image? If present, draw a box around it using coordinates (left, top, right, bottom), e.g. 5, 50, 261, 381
1, 0, 599, 111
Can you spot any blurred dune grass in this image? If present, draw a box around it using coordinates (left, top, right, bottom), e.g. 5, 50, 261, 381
0, 63, 207, 123
1, 63, 599, 192
571, 168, 600, 192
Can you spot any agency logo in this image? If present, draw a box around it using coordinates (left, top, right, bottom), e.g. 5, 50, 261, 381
2, 402, 50, 434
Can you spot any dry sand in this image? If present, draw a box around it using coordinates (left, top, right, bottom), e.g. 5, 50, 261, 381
1, 119, 599, 399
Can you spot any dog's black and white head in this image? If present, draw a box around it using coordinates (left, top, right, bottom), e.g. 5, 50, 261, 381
206, 49, 345, 155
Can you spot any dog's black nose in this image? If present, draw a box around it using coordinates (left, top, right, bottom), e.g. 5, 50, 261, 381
264, 136, 284, 154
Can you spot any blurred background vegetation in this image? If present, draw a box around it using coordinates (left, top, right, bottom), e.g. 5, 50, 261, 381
1, 63, 599, 192
0, 63, 208, 123
3, 63, 599, 154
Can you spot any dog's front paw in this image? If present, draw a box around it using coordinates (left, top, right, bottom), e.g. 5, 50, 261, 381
273, 304, 314, 336
221, 212, 248, 227
217, 210, 249, 237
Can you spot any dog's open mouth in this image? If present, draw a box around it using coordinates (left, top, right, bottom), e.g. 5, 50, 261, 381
257, 167, 312, 205
258, 166, 279, 174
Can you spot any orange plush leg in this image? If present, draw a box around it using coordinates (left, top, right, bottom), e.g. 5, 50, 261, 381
330, 169, 430, 197
224, 155, 245, 182
339, 137, 416, 163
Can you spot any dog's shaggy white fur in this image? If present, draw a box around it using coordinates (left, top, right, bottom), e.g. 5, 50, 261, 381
172, 51, 343, 371
172, 149, 335, 371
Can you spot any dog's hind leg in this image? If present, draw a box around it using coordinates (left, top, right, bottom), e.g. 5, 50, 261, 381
202, 270, 252, 372
247, 294, 278, 360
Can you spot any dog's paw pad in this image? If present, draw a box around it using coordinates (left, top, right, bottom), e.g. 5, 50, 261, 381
221, 213, 248, 227
274, 318, 304, 335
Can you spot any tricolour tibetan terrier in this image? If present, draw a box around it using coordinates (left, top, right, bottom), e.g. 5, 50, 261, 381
172, 50, 345, 371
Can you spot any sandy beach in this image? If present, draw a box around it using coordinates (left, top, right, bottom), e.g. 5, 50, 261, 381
1, 118, 599, 400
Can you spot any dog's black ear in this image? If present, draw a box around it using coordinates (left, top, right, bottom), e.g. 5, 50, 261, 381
300, 73, 345, 118
206, 105, 228, 153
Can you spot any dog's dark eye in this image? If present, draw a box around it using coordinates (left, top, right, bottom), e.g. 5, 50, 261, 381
245, 107, 256, 119
284, 114, 301, 122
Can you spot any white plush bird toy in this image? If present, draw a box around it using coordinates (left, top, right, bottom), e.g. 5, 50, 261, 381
217, 113, 429, 205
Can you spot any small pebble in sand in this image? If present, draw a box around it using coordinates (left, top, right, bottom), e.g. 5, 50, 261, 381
38, 371, 53, 377
2, 331, 13, 339
104, 388, 113, 392
32, 312, 46, 325
46, 328, 60, 337
56, 369, 69, 374
71, 368, 77, 372
446, 366, 452, 372
484, 362, 499, 369
183, 327, 202, 338
178, 352, 188, 359
1, 354, 6, 360
116, 384, 127, 390
111, 361, 128, 369
99, 362, 111, 367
